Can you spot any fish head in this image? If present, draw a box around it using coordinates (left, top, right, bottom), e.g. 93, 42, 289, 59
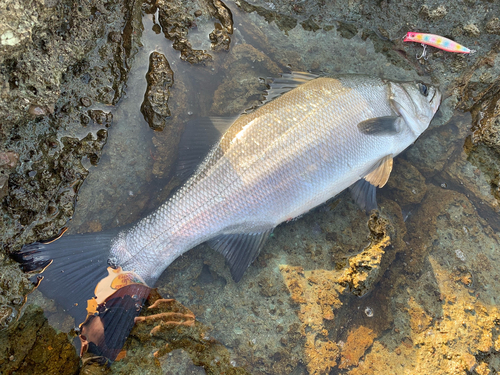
389, 81, 442, 136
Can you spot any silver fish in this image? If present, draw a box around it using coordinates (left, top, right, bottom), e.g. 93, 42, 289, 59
16, 74, 441, 360
112, 74, 441, 283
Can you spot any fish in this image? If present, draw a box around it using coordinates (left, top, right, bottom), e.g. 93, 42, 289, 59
14, 73, 441, 361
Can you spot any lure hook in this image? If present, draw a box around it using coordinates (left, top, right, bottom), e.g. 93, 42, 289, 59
416, 44, 429, 60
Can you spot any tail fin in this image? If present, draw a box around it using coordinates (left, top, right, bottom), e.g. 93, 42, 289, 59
12, 229, 151, 362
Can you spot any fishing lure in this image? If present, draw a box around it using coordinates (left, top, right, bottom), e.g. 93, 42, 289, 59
404, 32, 475, 57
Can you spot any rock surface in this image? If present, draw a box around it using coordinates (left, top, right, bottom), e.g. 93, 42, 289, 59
1, 0, 500, 374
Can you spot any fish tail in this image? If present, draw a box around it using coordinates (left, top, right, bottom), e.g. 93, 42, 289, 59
12, 229, 151, 362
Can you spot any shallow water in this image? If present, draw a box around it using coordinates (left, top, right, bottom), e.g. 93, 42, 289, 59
26, 1, 500, 374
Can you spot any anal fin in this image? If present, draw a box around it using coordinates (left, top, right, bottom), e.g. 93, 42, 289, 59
208, 230, 273, 282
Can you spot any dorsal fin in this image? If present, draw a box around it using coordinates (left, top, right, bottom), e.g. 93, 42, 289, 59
364, 155, 393, 188
208, 229, 273, 282
176, 116, 238, 180
261, 71, 319, 105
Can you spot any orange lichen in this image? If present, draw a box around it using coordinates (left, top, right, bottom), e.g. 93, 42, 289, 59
338, 326, 376, 369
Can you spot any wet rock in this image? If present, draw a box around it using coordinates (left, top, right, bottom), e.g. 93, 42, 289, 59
457, 60, 500, 209
385, 158, 427, 206
80, 97, 92, 107
0, 151, 19, 201
114, 291, 250, 374
440, 142, 500, 216
338, 326, 376, 369
339, 214, 394, 296
0, 304, 80, 374
470, 82, 500, 152
148, 0, 233, 62
141, 52, 174, 131
210, 23, 231, 52
207, 0, 233, 34
0, 258, 32, 330
486, 17, 500, 35
406, 113, 471, 178
348, 182, 500, 374
211, 44, 281, 115
464, 23, 481, 37
0, 0, 143, 252
151, 0, 212, 65
235, 0, 297, 34
419, 5, 448, 21
301, 17, 321, 32
88, 109, 113, 128
280, 265, 343, 373
28, 104, 55, 117
0, 0, 37, 48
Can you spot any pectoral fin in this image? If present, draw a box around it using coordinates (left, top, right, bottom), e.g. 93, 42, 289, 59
358, 116, 402, 136
364, 155, 394, 188
208, 230, 273, 282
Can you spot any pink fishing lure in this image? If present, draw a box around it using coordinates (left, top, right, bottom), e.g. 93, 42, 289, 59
404, 32, 474, 54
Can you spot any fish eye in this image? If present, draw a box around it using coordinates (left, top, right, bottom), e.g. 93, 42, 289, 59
418, 83, 428, 97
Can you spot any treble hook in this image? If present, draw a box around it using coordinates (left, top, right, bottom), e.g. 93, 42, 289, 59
416, 43, 429, 60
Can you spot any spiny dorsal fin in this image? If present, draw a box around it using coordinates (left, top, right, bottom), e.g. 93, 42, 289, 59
208, 230, 273, 282
176, 116, 238, 180
364, 155, 393, 188
261, 71, 319, 105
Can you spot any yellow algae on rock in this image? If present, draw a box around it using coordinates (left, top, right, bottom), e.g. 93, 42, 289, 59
476, 362, 491, 375
280, 265, 344, 373
304, 335, 339, 375
348, 256, 500, 375
347, 341, 414, 375
338, 234, 390, 296
407, 297, 432, 334
279, 213, 395, 374
339, 326, 376, 369
280, 266, 344, 336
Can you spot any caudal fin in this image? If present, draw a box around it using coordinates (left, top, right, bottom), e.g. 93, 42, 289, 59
12, 229, 151, 362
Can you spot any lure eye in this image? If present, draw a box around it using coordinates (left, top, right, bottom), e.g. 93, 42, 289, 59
418, 83, 428, 97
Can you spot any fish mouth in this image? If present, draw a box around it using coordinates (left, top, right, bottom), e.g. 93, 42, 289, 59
428, 87, 442, 114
